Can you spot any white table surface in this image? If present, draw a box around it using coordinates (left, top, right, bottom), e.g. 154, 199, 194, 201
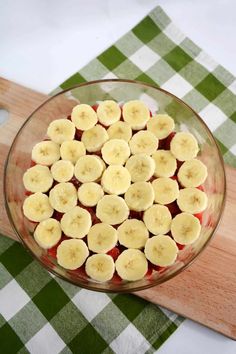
0, 0, 236, 353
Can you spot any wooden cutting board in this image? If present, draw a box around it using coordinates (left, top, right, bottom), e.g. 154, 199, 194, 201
1, 77, 236, 340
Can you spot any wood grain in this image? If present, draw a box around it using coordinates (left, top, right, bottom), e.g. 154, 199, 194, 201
0, 77, 236, 339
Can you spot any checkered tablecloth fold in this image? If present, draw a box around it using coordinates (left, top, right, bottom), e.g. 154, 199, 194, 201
1, 6, 235, 354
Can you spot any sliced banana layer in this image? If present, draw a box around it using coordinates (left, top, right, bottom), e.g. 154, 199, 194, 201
81, 124, 109, 152
144, 235, 178, 266
129, 131, 158, 155
71, 104, 98, 131
23, 165, 53, 193
49, 182, 77, 213
87, 223, 118, 253
177, 187, 208, 214
152, 150, 177, 177
143, 204, 172, 235
78, 182, 104, 207
170, 132, 199, 161
97, 100, 121, 126
125, 154, 155, 182
34, 218, 61, 249
101, 165, 131, 195
85, 254, 115, 282
147, 114, 175, 139
177, 159, 208, 187
152, 177, 179, 205
101, 139, 130, 165
23, 192, 53, 222
57, 239, 89, 270
122, 100, 150, 130
60, 140, 86, 164
96, 195, 129, 225
47, 119, 75, 144
107, 121, 132, 142
61, 206, 92, 238
74, 155, 103, 183
171, 212, 201, 245
117, 219, 149, 249
115, 249, 148, 281
32, 141, 60, 166
124, 181, 154, 212
51, 160, 74, 183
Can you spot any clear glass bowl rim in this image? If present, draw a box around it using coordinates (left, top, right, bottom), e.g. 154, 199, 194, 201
3, 79, 227, 293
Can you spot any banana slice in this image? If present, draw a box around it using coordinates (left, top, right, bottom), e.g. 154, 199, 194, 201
170, 132, 199, 161
87, 223, 118, 253
125, 154, 155, 182
152, 150, 177, 177
78, 182, 104, 207
107, 121, 132, 142
97, 100, 121, 126
101, 165, 131, 195
177, 187, 208, 214
23, 165, 53, 193
129, 131, 158, 155
57, 239, 89, 270
74, 155, 103, 183
115, 249, 148, 281
96, 195, 129, 225
23, 192, 53, 222
32, 141, 60, 166
61, 206, 92, 238
49, 182, 77, 213
152, 177, 179, 205
34, 218, 61, 249
147, 114, 175, 139
171, 212, 201, 245
144, 235, 178, 266
71, 104, 98, 131
117, 219, 149, 249
101, 139, 130, 165
47, 119, 75, 144
177, 159, 208, 187
143, 204, 172, 235
124, 181, 154, 211
122, 100, 150, 130
60, 140, 86, 164
51, 160, 74, 183
81, 124, 109, 152
85, 254, 115, 282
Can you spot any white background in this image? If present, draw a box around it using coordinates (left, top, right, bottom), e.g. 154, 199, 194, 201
0, 0, 236, 353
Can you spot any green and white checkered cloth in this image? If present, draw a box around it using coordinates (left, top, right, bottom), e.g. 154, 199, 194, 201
1, 6, 236, 354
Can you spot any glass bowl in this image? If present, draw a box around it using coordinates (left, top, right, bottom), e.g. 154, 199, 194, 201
4, 79, 226, 293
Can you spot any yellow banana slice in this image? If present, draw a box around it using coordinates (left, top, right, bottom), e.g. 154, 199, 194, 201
115, 249, 148, 281
177, 187, 208, 214
97, 100, 121, 126
171, 212, 201, 245
122, 100, 150, 130
101, 139, 130, 165
147, 114, 175, 139
152, 177, 179, 205
32, 141, 60, 166
60, 140, 86, 164
129, 131, 158, 155
51, 160, 74, 183
49, 182, 77, 213
23, 165, 53, 193
87, 223, 118, 253
34, 218, 61, 249
143, 204, 172, 235
152, 150, 177, 177
74, 155, 103, 183
96, 195, 129, 225
107, 121, 132, 142
170, 132, 199, 161
85, 254, 115, 282
57, 239, 89, 270
117, 219, 149, 249
144, 235, 178, 266
61, 206, 92, 238
47, 119, 75, 144
101, 165, 131, 195
124, 181, 154, 211
177, 159, 208, 187
23, 192, 53, 222
81, 124, 109, 152
71, 104, 98, 131
78, 182, 104, 207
